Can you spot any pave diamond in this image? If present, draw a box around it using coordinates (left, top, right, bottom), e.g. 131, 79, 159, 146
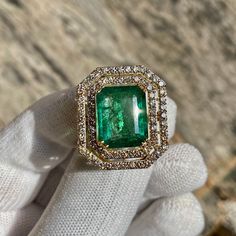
96, 86, 148, 148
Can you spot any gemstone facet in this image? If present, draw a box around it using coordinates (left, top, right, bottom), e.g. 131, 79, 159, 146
96, 85, 148, 148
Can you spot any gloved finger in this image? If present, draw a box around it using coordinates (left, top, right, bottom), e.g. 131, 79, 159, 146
144, 143, 207, 199
29, 88, 77, 148
0, 147, 73, 212
166, 97, 176, 139
0, 90, 75, 210
29, 153, 153, 236
0, 203, 43, 236
126, 193, 205, 236
0, 163, 47, 211
0, 88, 76, 211
0, 88, 76, 173
35, 157, 71, 208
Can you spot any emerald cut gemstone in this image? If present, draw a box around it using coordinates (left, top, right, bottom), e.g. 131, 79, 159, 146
96, 85, 148, 148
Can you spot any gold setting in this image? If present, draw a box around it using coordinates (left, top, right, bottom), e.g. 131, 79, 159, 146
76, 65, 168, 170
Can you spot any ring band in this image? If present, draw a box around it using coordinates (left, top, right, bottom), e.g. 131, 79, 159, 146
76, 65, 168, 170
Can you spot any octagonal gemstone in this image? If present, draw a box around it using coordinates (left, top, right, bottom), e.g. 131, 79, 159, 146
96, 85, 148, 148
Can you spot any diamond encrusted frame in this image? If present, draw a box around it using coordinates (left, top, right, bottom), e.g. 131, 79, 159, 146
76, 65, 168, 170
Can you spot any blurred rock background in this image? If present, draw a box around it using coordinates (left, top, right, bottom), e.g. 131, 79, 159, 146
0, 0, 235, 235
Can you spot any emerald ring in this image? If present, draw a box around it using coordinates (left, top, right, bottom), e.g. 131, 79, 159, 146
76, 65, 168, 170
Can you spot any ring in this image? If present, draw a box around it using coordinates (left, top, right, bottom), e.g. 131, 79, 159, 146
76, 65, 168, 170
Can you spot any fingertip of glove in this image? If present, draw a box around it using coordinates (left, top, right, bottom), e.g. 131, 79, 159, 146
126, 193, 205, 236
180, 143, 208, 186
146, 143, 208, 198
167, 97, 177, 139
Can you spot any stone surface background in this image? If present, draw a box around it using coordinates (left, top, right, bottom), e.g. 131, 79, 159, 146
0, 0, 235, 235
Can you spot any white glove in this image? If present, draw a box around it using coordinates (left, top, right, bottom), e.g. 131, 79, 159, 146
0, 87, 207, 236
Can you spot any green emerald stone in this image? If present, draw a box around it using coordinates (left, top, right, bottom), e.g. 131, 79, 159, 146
96, 85, 148, 148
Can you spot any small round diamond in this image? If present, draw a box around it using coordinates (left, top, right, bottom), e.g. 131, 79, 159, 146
159, 80, 165, 87
125, 66, 131, 73
150, 91, 157, 98
161, 113, 167, 118
147, 84, 152, 90
153, 75, 159, 82
133, 66, 139, 73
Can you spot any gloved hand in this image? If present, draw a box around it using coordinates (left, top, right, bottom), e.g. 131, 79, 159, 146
0, 87, 207, 236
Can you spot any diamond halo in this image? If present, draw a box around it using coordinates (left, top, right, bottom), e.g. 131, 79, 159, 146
76, 65, 168, 170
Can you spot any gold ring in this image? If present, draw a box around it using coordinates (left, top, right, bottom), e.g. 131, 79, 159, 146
76, 65, 168, 170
